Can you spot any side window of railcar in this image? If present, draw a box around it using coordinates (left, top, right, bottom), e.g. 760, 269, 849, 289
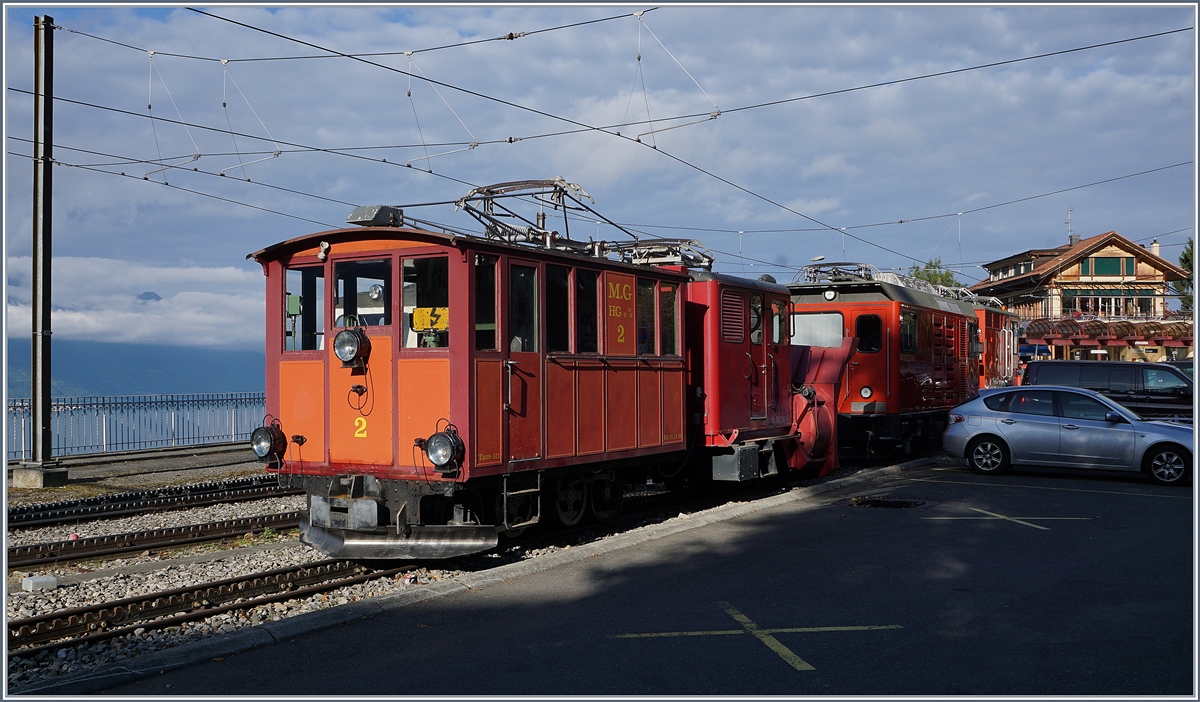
333, 259, 391, 328
474, 254, 497, 351
790, 312, 843, 348
509, 265, 538, 353
637, 278, 657, 355
576, 270, 599, 353
660, 283, 679, 355
855, 314, 882, 353
771, 299, 787, 345
402, 257, 449, 349
284, 266, 325, 351
968, 322, 983, 358
900, 311, 917, 354
547, 265, 571, 353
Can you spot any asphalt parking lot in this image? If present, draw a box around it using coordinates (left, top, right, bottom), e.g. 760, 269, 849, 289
88, 463, 1196, 696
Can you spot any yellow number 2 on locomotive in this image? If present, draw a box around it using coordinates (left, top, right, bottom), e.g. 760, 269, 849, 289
353, 416, 367, 438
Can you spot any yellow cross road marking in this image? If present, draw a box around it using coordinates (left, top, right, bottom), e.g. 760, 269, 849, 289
609, 603, 902, 672
719, 601, 815, 671
923, 507, 1093, 530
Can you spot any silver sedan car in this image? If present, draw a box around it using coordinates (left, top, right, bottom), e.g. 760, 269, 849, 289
943, 385, 1193, 486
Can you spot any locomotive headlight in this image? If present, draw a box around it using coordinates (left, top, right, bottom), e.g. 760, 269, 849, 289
250, 425, 287, 460
334, 328, 372, 367
368, 284, 384, 301
860, 386, 873, 399
424, 430, 464, 469
823, 289, 837, 301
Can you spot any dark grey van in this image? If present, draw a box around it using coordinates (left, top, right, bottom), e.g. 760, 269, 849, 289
1022, 360, 1193, 420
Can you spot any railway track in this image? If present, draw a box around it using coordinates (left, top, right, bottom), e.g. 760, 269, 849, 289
7, 475, 299, 529
8, 559, 407, 656
7, 513, 301, 568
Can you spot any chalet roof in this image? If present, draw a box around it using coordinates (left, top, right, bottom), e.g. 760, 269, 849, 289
968, 231, 1187, 295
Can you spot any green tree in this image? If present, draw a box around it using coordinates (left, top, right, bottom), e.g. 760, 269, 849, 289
908, 257, 961, 287
1175, 237, 1193, 311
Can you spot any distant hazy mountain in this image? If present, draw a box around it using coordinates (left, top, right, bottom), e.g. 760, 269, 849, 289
6, 339, 264, 398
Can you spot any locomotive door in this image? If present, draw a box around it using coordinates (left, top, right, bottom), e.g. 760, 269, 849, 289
506, 262, 542, 461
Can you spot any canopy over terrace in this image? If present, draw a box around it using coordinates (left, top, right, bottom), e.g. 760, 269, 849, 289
1020, 317, 1194, 353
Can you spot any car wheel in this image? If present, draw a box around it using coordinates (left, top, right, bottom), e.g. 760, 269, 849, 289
966, 437, 1010, 474
1144, 444, 1191, 486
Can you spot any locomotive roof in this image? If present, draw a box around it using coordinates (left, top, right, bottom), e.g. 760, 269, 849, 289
789, 278, 986, 317
688, 269, 791, 295
247, 225, 692, 280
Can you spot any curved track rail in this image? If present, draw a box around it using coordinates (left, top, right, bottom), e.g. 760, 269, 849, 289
7, 513, 301, 567
7, 476, 299, 529
8, 559, 407, 656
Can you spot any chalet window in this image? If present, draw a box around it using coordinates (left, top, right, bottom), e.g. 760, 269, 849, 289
1080, 258, 1090, 275
284, 266, 324, 351
1093, 257, 1122, 275
576, 270, 599, 353
1125, 257, 1135, 276
474, 254, 497, 351
547, 265, 571, 353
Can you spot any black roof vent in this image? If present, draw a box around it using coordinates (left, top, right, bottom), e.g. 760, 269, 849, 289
346, 205, 404, 227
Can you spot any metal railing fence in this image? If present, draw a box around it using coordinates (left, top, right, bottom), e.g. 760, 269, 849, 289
6, 393, 266, 461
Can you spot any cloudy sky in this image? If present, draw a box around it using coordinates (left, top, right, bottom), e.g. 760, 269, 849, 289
4, 4, 1196, 350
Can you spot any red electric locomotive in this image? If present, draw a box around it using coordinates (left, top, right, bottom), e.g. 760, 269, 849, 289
786, 262, 1014, 453
248, 180, 848, 560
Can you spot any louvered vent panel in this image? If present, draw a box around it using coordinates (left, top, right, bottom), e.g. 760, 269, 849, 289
721, 290, 745, 343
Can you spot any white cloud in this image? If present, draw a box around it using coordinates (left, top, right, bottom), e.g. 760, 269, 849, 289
5, 257, 263, 348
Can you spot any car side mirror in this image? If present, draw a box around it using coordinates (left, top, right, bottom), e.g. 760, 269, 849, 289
1104, 411, 1126, 423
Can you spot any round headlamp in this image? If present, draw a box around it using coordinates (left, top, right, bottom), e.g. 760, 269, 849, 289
424, 430, 464, 469
860, 386, 873, 399
823, 289, 837, 301
334, 328, 372, 365
368, 284, 384, 301
251, 425, 287, 460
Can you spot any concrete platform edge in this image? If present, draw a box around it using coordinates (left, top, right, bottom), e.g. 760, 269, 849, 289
16, 457, 931, 695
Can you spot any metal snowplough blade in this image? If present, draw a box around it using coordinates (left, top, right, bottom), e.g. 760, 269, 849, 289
299, 520, 498, 560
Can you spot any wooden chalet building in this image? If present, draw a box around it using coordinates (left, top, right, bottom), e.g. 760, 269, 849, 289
969, 231, 1192, 361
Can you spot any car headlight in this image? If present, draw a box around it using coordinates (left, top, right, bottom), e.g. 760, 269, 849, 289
334, 328, 371, 366
251, 425, 287, 460
860, 386, 873, 399
424, 430, 464, 469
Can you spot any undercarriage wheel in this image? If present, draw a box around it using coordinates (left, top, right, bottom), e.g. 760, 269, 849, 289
966, 436, 1010, 474
590, 471, 624, 523
552, 474, 588, 526
1144, 444, 1191, 486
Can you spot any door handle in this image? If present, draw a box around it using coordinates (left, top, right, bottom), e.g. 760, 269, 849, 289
504, 360, 521, 411
1062, 424, 1079, 430
744, 352, 754, 380
1001, 418, 1016, 425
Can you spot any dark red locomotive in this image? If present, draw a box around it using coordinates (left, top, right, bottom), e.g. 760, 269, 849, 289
787, 262, 1016, 452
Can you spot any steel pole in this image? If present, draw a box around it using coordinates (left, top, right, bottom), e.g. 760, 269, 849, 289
31, 15, 54, 465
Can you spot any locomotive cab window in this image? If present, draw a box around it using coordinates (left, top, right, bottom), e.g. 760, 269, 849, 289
900, 311, 917, 354
771, 299, 788, 345
333, 259, 391, 329
637, 278, 657, 355
509, 264, 538, 353
749, 294, 764, 345
402, 257, 449, 348
547, 265, 571, 353
576, 270, 599, 353
474, 254, 497, 351
660, 283, 679, 356
284, 265, 325, 351
855, 315, 882, 353
791, 312, 843, 348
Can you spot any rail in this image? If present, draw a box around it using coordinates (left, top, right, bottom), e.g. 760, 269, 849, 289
6, 393, 266, 461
